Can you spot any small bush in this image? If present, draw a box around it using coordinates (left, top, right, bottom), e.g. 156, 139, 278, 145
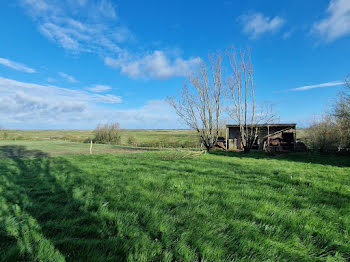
127, 136, 137, 146
159, 151, 201, 161
2, 131, 8, 140
83, 138, 92, 143
93, 122, 121, 144
306, 116, 341, 153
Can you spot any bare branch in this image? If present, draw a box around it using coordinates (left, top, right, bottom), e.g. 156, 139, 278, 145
226, 47, 275, 153
168, 53, 223, 151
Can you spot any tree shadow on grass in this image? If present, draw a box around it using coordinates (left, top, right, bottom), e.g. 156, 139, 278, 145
1, 146, 349, 261
209, 150, 350, 167
0, 145, 50, 159
0, 145, 129, 261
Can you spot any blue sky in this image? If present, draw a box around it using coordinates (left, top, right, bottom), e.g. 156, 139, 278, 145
0, 0, 350, 129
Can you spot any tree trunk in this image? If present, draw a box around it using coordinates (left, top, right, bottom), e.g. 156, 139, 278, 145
205, 144, 213, 152
243, 146, 251, 154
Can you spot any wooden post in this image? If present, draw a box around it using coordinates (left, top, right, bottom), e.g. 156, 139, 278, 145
225, 126, 228, 150
293, 126, 297, 151
267, 125, 270, 150
90, 140, 93, 154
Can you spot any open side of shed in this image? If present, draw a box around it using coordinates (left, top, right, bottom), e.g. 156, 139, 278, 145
225, 124, 297, 152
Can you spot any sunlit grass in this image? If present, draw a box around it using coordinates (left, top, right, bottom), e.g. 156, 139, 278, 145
0, 129, 306, 149
0, 129, 200, 148
0, 146, 349, 261
0, 140, 154, 156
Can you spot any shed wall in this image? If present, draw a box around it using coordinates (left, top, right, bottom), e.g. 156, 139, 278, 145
227, 125, 296, 151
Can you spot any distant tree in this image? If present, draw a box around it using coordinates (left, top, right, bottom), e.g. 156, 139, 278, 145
93, 122, 121, 144
168, 53, 223, 152
332, 75, 350, 148
0, 126, 8, 140
226, 48, 275, 153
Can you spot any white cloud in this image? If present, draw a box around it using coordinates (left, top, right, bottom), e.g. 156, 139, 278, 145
105, 50, 201, 80
312, 0, 350, 42
109, 100, 181, 129
239, 12, 285, 38
0, 76, 121, 109
0, 57, 36, 73
39, 22, 82, 51
87, 85, 112, 93
21, 0, 125, 54
21, 0, 199, 80
23, 0, 49, 12
59, 72, 78, 83
0, 76, 183, 129
98, 0, 117, 18
291, 81, 344, 91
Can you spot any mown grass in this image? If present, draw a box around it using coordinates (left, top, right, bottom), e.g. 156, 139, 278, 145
0, 145, 349, 261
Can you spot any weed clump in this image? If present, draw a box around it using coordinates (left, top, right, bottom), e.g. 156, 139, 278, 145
159, 151, 201, 161
127, 136, 137, 146
93, 122, 121, 144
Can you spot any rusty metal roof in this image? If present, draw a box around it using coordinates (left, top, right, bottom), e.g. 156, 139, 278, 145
226, 123, 296, 128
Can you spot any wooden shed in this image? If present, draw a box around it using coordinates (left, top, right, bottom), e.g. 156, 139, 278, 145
225, 124, 297, 152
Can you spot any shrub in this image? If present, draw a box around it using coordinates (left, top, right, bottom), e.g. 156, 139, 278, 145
332, 79, 350, 148
14, 135, 25, 140
93, 122, 121, 144
2, 131, 8, 140
159, 151, 201, 161
306, 116, 341, 153
127, 136, 137, 146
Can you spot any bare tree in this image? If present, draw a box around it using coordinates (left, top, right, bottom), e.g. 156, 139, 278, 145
168, 53, 223, 151
334, 75, 350, 124
226, 48, 275, 153
332, 75, 350, 148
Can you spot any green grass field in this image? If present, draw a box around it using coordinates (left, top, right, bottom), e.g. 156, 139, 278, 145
0, 140, 156, 157
0, 129, 307, 149
0, 141, 349, 261
0, 129, 201, 148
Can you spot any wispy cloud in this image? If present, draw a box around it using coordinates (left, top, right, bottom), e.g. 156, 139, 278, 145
0, 76, 122, 127
312, 0, 350, 42
239, 12, 285, 39
22, 0, 126, 54
291, 81, 344, 91
0, 76, 121, 105
98, 0, 117, 18
87, 85, 112, 93
0, 57, 36, 73
0, 76, 181, 129
105, 50, 201, 80
59, 72, 78, 83
20, 0, 200, 80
